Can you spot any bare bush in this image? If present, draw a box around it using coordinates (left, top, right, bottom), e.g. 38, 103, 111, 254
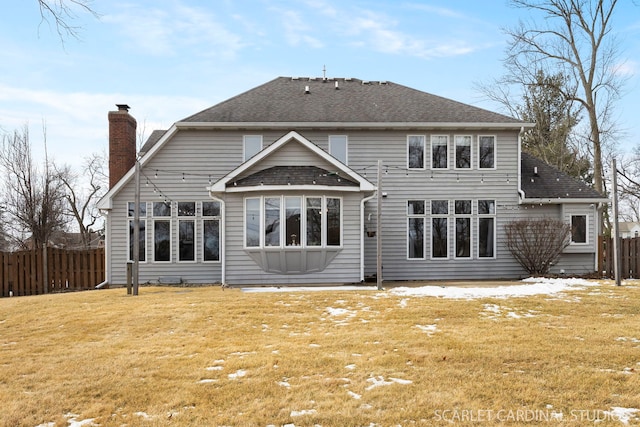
504, 218, 571, 276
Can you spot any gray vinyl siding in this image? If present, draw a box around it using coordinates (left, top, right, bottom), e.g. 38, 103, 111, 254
105, 127, 600, 285
223, 191, 362, 285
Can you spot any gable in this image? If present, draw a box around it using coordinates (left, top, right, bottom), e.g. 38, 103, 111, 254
208, 131, 374, 194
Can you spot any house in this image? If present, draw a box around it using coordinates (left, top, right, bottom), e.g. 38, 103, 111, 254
618, 222, 640, 238
97, 77, 608, 286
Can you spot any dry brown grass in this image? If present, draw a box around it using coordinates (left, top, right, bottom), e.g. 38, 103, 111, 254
1, 280, 640, 426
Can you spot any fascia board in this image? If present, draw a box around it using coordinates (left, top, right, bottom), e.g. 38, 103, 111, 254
519, 197, 609, 205
177, 121, 535, 130
223, 185, 362, 193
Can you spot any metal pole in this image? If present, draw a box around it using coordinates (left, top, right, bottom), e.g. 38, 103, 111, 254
376, 160, 383, 290
611, 158, 621, 286
133, 159, 140, 295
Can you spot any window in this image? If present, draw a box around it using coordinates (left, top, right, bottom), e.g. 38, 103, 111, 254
245, 198, 260, 247
306, 197, 322, 246
265, 197, 281, 246
127, 202, 146, 262
329, 135, 348, 164
455, 135, 472, 169
326, 198, 341, 246
479, 136, 495, 169
243, 135, 262, 162
478, 200, 495, 258
431, 135, 448, 169
431, 200, 448, 258
152, 201, 172, 262
455, 200, 471, 258
178, 202, 195, 262
245, 196, 342, 248
408, 135, 425, 169
407, 200, 425, 259
285, 197, 301, 246
571, 215, 587, 244
202, 201, 220, 262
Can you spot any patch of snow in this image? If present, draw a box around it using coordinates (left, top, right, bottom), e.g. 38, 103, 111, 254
277, 380, 291, 387
345, 364, 356, 370
198, 379, 217, 384
389, 277, 598, 299
399, 298, 408, 308
134, 412, 152, 419
415, 324, 438, 335
67, 420, 97, 427
34, 423, 55, 427
290, 409, 317, 417
365, 375, 413, 390
604, 407, 640, 424
206, 366, 223, 371
347, 390, 362, 399
228, 369, 247, 379
326, 307, 353, 316
309, 343, 321, 348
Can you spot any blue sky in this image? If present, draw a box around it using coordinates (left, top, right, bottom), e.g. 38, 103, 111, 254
1, 0, 638, 171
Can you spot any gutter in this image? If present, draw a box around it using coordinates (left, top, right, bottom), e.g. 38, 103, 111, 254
517, 126, 526, 201
360, 190, 377, 282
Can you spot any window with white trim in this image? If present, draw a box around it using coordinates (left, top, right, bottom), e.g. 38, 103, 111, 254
455, 135, 472, 169
455, 200, 471, 258
202, 201, 221, 262
243, 135, 262, 162
478, 200, 495, 258
431, 135, 449, 169
245, 196, 342, 248
407, 200, 425, 259
408, 135, 425, 169
479, 136, 495, 169
329, 135, 348, 164
571, 215, 587, 244
431, 200, 448, 258
127, 202, 146, 262
153, 201, 171, 262
177, 202, 195, 262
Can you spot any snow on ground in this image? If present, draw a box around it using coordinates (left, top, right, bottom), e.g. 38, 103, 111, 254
388, 277, 600, 299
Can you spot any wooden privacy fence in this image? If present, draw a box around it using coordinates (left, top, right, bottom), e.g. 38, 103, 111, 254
599, 235, 640, 279
0, 247, 105, 297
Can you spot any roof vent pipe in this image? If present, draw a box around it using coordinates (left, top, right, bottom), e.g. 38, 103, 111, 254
335, 81, 339, 90
304, 85, 310, 94
534, 166, 539, 176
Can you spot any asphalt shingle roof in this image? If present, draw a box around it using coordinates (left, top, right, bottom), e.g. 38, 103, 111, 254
231, 166, 359, 188
181, 77, 523, 124
520, 152, 605, 200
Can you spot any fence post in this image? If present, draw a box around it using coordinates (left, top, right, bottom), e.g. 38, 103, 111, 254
42, 244, 48, 294
126, 262, 133, 295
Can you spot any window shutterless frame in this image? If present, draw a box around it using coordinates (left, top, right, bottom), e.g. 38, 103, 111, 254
407, 135, 426, 169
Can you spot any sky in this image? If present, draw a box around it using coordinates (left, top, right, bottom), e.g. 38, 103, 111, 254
1, 0, 639, 172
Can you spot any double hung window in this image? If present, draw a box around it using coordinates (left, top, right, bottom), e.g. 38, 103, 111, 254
455, 200, 471, 258
478, 200, 495, 258
127, 202, 147, 262
407, 200, 425, 259
571, 215, 587, 244
408, 135, 425, 169
153, 202, 172, 262
431, 200, 449, 258
431, 136, 449, 169
479, 136, 495, 169
455, 135, 472, 169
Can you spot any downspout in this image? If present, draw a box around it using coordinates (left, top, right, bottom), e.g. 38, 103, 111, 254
360, 190, 377, 282
209, 194, 226, 285
95, 280, 109, 289
517, 126, 526, 202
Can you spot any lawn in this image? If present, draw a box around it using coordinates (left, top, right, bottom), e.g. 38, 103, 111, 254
1, 279, 639, 426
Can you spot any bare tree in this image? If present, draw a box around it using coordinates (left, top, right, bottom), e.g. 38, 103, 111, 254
501, 0, 625, 195
504, 218, 571, 275
56, 151, 107, 248
36, 0, 99, 41
0, 125, 69, 249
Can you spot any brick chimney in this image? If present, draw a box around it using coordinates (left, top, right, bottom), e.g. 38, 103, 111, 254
108, 104, 137, 189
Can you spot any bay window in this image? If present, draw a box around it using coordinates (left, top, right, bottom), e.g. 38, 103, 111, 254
245, 196, 342, 248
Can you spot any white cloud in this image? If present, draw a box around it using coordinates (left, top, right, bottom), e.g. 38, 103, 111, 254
279, 9, 324, 48
104, 3, 245, 58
